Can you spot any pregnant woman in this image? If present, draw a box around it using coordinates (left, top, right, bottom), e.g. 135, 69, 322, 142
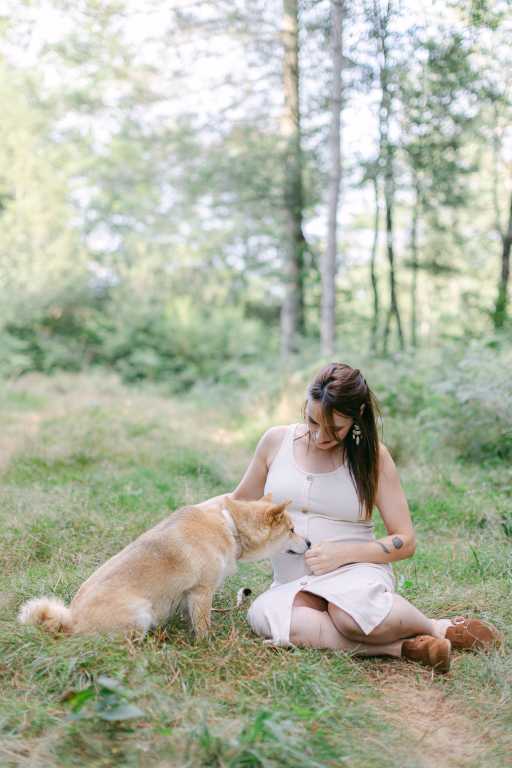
226, 362, 501, 673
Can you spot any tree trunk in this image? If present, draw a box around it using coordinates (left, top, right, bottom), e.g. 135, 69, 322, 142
410, 178, 420, 346
281, 0, 306, 357
382, 185, 404, 353
370, 176, 380, 351
494, 189, 512, 329
376, 1, 404, 355
381, 123, 404, 353
321, 0, 344, 357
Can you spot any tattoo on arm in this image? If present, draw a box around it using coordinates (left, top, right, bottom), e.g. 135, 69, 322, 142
376, 541, 391, 554
392, 536, 404, 550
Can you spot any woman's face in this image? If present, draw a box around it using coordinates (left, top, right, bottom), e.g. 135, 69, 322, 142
305, 400, 354, 450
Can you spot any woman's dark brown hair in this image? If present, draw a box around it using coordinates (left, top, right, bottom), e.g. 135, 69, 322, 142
304, 362, 381, 521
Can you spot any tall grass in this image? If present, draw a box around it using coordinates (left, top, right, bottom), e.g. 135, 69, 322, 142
0, 357, 510, 767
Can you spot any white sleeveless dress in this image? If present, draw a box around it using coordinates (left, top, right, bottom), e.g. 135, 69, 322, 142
247, 424, 395, 646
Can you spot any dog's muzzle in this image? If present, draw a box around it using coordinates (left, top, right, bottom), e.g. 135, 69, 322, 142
286, 537, 311, 555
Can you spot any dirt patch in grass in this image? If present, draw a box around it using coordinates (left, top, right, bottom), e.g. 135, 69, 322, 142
367, 662, 491, 768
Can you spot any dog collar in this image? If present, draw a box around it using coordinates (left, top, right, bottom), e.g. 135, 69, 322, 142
221, 508, 242, 558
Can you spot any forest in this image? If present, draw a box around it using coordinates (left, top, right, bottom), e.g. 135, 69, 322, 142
0, 0, 511, 384
0, 2, 511, 767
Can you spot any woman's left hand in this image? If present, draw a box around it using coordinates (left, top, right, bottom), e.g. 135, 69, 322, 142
304, 541, 356, 576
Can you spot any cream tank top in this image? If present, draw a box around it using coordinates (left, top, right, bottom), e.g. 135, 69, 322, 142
264, 423, 392, 584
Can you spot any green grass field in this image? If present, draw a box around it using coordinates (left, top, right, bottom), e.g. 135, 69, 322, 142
0, 372, 510, 767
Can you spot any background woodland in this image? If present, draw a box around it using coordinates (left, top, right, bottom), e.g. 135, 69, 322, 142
1, 0, 511, 389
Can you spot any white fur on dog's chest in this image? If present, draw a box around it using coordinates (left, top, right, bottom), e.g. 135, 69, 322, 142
221, 508, 242, 559
217, 553, 237, 579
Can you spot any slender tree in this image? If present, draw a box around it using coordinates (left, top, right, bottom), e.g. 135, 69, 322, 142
281, 0, 307, 356
494, 188, 512, 329
321, 0, 344, 356
360, 159, 381, 351
370, 0, 404, 353
401, 32, 480, 344
409, 174, 420, 347
491, 107, 512, 329
369, 175, 381, 350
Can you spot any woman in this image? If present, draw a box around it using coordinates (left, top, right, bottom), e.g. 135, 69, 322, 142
224, 363, 502, 672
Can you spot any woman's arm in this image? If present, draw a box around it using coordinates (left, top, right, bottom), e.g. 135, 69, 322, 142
369, 442, 416, 557
305, 444, 416, 575
197, 427, 285, 507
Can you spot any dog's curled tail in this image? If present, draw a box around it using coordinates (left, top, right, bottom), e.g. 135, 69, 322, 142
18, 597, 73, 635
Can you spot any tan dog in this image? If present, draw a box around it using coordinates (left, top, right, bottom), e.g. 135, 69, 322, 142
18, 494, 307, 639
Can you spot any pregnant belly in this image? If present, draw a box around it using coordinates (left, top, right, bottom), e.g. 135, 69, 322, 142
271, 513, 379, 585
289, 511, 375, 545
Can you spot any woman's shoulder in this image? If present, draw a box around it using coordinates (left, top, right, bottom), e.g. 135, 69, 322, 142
257, 424, 295, 466
378, 442, 398, 473
258, 424, 293, 450
378, 441, 390, 458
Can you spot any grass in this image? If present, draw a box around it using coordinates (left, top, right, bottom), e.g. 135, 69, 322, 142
0, 370, 510, 767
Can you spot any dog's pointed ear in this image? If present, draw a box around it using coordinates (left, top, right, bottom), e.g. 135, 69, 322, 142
264, 500, 292, 526
261, 492, 273, 502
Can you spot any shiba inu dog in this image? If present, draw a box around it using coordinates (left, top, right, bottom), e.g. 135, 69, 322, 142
18, 494, 308, 639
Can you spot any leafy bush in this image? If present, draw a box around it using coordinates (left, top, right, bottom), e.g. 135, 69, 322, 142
0, 291, 274, 391
0, 331, 34, 377
90, 294, 270, 389
3, 303, 101, 374
433, 339, 512, 461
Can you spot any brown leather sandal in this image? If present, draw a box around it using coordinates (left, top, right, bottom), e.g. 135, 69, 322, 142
401, 635, 451, 674
445, 616, 503, 652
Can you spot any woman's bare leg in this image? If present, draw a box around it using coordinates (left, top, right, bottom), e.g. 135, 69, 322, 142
293, 591, 329, 611
327, 594, 452, 645
289, 605, 402, 657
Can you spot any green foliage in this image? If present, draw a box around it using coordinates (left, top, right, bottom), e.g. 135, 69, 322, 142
3, 299, 101, 375
401, 32, 479, 211
0, 289, 273, 389
92, 295, 268, 389
1, 0, 511, 375
0, 62, 86, 328
0, 330, 34, 377
434, 339, 512, 461
65, 675, 145, 722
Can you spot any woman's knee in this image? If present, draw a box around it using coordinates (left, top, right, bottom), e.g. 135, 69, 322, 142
290, 607, 325, 647
327, 603, 366, 640
290, 607, 348, 650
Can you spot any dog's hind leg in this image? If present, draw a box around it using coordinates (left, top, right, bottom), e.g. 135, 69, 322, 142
71, 597, 156, 635
186, 587, 214, 640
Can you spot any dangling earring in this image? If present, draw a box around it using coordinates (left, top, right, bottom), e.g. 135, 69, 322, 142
352, 423, 362, 446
